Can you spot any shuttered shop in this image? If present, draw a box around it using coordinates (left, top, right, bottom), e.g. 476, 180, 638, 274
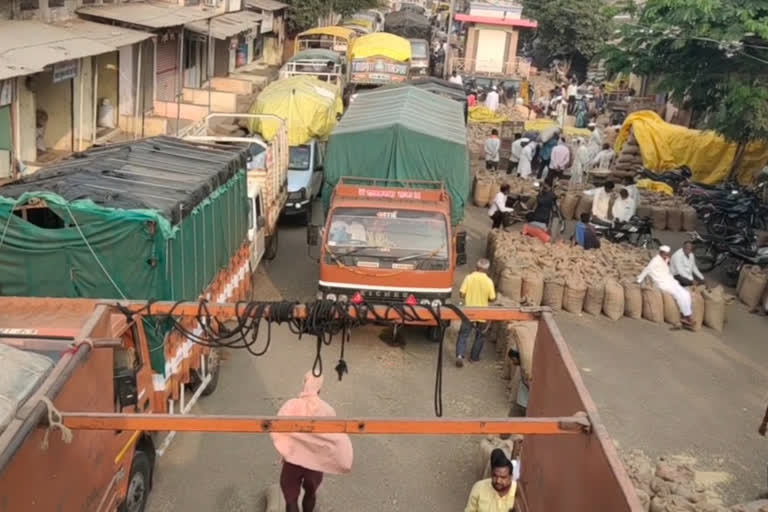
156, 36, 179, 101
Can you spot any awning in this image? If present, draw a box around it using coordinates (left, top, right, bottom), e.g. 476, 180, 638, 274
246, 0, 288, 11
454, 13, 538, 28
78, 2, 217, 29
52, 19, 154, 48
0, 20, 116, 81
186, 10, 262, 40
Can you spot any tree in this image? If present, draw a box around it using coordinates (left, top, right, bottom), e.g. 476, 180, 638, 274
604, 0, 768, 180
522, 0, 613, 76
283, 0, 383, 34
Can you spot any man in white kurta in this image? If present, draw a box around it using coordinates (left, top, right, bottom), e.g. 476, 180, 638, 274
637, 246, 693, 326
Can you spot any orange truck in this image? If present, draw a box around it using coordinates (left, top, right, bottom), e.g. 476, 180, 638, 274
0, 298, 643, 512
312, 86, 471, 316
310, 178, 467, 310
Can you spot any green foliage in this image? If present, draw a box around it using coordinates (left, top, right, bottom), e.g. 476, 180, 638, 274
523, 0, 613, 64
283, 0, 382, 33
605, 0, 768, 149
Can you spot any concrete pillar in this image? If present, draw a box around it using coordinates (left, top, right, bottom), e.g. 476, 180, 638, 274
73, 57, 94, 150
16, 77, 36, 163
119, 44, 136, 118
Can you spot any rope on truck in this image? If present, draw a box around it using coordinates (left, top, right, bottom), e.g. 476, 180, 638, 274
116, 299, 475, 417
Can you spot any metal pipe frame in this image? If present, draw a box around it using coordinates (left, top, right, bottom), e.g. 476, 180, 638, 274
61, 413, 590, 436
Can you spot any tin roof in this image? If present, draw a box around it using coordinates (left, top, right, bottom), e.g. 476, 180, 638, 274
186, 10, 262, 39
0, 20, 117, 81
246, 0, 288, 11
78, 1, 217, 29
52, 18, 154, 48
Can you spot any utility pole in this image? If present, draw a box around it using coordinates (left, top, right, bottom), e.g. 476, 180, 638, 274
444, 0, 455, 79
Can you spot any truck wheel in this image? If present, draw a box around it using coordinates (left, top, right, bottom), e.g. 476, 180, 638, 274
119, 451, 151, 512
264, 231, 279, 261
189, 349, 220, 397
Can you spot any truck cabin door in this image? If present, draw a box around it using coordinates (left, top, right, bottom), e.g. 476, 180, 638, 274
249, 192, 266, 268
311, 142, 325, 197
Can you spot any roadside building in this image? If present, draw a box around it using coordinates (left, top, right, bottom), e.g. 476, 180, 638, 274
0, 1, 153, 176
245, 0, 287, 65
453, 1, 537, 77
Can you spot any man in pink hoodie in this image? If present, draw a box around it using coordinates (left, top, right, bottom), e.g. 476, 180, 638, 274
271, 371, 353, 512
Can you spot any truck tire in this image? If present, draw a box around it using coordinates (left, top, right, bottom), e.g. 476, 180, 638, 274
189, 348, 220, 397
119, 451, 151, 512
264, 230, 279, 261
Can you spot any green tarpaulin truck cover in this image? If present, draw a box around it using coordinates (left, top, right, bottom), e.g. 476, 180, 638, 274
322, 86, 470, 224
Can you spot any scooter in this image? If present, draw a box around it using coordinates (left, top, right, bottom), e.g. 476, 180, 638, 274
590, 216, 660, 249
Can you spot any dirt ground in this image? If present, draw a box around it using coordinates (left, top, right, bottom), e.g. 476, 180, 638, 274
147, 201, 768, 511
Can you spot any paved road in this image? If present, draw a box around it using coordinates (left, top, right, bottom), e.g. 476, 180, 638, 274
147, 201, 768, 511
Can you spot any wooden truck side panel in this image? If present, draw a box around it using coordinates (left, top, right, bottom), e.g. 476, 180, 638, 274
0, 349, 134, 512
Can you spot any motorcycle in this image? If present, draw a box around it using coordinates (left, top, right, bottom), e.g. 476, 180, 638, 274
722, 245, 768, 286
590, 216, 660, 249
691, 228, 759, 272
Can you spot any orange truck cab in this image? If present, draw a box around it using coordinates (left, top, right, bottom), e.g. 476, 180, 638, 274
311, 178, 466, 307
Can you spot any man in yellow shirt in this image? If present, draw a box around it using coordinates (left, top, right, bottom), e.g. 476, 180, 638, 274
465, 448, 517, 512
456, 258, 496, 366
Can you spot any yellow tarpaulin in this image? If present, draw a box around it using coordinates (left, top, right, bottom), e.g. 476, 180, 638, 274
524, 119, 591, 138
468, 106, 505, 124
615, 111, 768, 184
350, 33, 411, 61
636, 178, 674, 196
248, 76, 343, 146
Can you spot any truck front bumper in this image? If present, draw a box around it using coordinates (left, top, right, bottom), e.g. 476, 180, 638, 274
283, 199, 312, 215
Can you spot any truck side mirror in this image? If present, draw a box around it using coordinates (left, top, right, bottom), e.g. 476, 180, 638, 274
257, 215, 266, 229
307, 225, 320, 246
456, 230, 467, 266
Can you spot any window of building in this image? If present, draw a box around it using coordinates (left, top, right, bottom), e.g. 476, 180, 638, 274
20, 0, 40, 10
49, 0, 65, 7
81, 0, 97, 4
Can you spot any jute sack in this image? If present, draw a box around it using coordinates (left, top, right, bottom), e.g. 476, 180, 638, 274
641, 286, 664, 323
542, 277, 565, 312
637, 204, 652, 219
651, 206, 667, 231
503, 329, 518, 379
583, 281, 605, 316
623, 282, 643, 319
703, 286, 726, 333
500, 271, 522, 303
561, 192, 580, 220
513, 321, 538, 377
666, 207, 683, 232
489, 182, 501, 203
603, 279, 625, 320
474, 180, 492, 207
563, 277, 588, 313
574, 193, 594, 220
681, 207, 697, 231
691, 287, 705, 330
662, 292, 681, 326
738, 267, 768, 310
737, 264, 754, 294
521, 269, 544, 306
496, 322, 513, 357
477, 436, 516, 480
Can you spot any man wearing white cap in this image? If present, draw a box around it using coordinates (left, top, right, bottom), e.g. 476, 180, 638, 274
637, 246, 694, 326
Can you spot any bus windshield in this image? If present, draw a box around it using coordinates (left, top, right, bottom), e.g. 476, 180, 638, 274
326, 208, 449, 261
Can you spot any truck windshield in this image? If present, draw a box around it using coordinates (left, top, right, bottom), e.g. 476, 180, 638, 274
326, 208, 448, 261
289, 145, 311, 170
410, 41, 428, 59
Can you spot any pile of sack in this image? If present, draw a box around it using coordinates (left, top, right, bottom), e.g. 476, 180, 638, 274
472, 173, 540, 207
559, 189, 698, 232
487, 231, 729, 331
636, 189, 697, 231
736, 265, 768, 313
614, 129, 643, 173
622, 451, 727, 512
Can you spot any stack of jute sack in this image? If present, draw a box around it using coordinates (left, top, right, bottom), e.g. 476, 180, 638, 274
486, 231, 729, 331
472, 173, 541, 207
622, 451, 729, 512
614, 129, 643, 174
636, 189, 697, 232
736, 265, 768, 313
